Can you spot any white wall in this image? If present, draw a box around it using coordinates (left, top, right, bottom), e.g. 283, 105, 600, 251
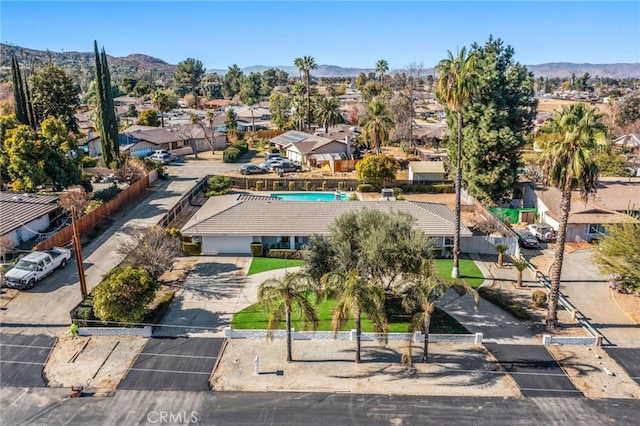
4, 215, 51, 246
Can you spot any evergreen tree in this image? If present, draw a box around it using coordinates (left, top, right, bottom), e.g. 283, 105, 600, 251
29, 63, 78, 133
446, 36, 537, 204
10, 56, 28, 125
94, 41, 120, 167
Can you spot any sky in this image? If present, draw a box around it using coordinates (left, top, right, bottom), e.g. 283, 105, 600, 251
2, 1, 639, 70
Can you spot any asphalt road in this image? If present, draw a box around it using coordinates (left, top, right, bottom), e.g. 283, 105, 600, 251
603, 347, 640, 384
1, 389, 636, 425
118, 337, 223, 391
484, 343, 581, 397
0, 333, 55, 387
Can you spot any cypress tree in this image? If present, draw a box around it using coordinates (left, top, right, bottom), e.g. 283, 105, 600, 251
94, 41, 120, 166
94, 40, 112, 166
101, 49, 120, 166
10, 56, 27, 124
23, 72, 38, 129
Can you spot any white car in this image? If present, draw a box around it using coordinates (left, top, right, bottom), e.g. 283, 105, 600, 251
527, 224, 556, 242
150, 153, 172, 164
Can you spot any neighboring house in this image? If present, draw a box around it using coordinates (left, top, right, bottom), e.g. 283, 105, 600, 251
234, 106, 272, 131
270, 130, 355, 165
181, 195, 472, 256
203, 99, 231, 111
120, 124, 225, 156
78, 132, 102, 157
522, 180, 640, 242
612, 134, 640, 151
408, 161, 446, 182
0, 192, 59, 247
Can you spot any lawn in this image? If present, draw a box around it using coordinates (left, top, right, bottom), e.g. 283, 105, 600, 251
232, 295, 468, 334
434, 258, 484, 288
247, 257, 305, 276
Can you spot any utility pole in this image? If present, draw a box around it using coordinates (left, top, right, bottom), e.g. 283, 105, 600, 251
71, 206, 88, 298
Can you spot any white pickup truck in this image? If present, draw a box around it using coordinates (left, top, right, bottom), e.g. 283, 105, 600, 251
4, 247, 72, 290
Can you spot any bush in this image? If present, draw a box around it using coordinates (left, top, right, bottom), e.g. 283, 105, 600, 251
273, 181, 279, 191
142, 290, 176, 324
338, 181, 345, 191
223, 146, 241, 163
182, 242, 202, 255
84, 199, 103, 214
207, 175, 232, 196
232, 140, 249, 154
93, 186, 122, 202
531, 290, 548, 308
322, 181, 327, 191
250, 243, 263, 257
268, 249, 300, 259
305, 181, 311, 191
357, 183, 375, 193
82, 156, 98, 168
256, 181, 264, 191
478, 287, 529, 320
288, 181, 295, 191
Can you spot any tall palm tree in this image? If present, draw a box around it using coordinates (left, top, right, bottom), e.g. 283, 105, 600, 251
314, 96, 342, 134
152, 90, 177, 128
294, 56, 317, 131
436, 47, 478, 279
537, 103, 607, 328
401, 260, 478, 362
258, 271, 319, 362
359, 99, 394, 154
321, 270, 387, 363
375, 59, 389, 87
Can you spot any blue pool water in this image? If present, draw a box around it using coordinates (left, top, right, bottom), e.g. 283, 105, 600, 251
271, 192, 348, 201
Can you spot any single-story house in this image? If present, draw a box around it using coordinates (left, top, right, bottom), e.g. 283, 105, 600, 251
235, 106, 272, 131
0, 192, 60, 247
270, 130, 356, 165
203, 99, 232, 111
181, 195, 472, 256
120, 124, 225, 156
522, 181, 640, 242
408, 161, 446, 182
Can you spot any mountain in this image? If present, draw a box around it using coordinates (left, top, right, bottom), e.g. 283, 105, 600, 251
2, 44, 639, 79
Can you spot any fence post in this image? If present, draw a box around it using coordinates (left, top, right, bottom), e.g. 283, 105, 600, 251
542, 334, 552, 345
350, 329, 357, 341
474, 332, 483, 344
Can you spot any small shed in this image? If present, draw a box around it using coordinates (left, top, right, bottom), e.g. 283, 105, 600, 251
409, 161, 446, 181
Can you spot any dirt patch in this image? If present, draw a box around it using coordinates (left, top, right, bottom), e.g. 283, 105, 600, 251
546, 344, 640, 399
157, 256, 199, 283
611, 291, 640, 324
44, 335, 147, 391
211, 339, 519, 397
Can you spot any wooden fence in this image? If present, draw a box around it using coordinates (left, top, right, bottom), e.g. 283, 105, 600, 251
35, 175, 150, 251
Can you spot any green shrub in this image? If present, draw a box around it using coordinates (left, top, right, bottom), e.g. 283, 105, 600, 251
82, 156, 98, 168
357, 183, 375, 193
232, 140, 249, 154
93, 186, 121, 202
273, 181, 279, 191
322, 181, 327, 191
288, 181, 295, 191
207, 175, 232, 196
268, 249, 300, 259
348, 193, 359, 201
182, 242, 202, 255
250, 242, 263, 257
338, 181, 345, 191
142, 290, 176, 324
223, 146, 241, 163
84, 199, 103, 214
531, 290, 548, 308
256, 181, 264, 191
167, 228, 182, 239
433, 183, 454, 193
478, 287, 529, 320
305, 181, 311, 191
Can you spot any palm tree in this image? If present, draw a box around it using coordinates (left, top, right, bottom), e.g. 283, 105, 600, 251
258, 271, 319, 362
359, 100, 394, 154
375, 59, 389, 87
314, 96, 342, 134
436, 47, 479, 279
537, 103, 607, 328
401, 260, 478, 362
321, 270, 387, 363
513, 259, 529, 287
494, 244, 509, 267
294, 56, 317, 131
152, 90, 177, 128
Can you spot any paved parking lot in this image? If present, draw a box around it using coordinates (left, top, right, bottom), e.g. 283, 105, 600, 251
603, 347, 640, 384
118, 337, 223, 391
484, 343, 582, 397
0, 333, 56, 387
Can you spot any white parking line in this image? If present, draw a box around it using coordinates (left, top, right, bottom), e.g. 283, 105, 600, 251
139, 352, 218, 360
127, 368, 212, 375
519, 388, 583, 393
0, 360, 45, 366
0, 343, 52, 350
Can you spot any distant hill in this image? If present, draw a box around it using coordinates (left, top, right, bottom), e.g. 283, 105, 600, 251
2, 44, 639, 80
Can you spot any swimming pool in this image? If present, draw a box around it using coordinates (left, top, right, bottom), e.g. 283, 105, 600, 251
271, 192, 348, 201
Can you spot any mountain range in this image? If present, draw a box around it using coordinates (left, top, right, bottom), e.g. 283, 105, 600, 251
2, 43, 640, 79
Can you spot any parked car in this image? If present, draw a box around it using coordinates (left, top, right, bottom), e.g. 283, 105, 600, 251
514, 229, 540, 249
274, 161, 302, 174
265, 153, 284, 161
238, 164, 267, 175
527, 223, 556, 242
150, 153, 172, 164
4, 247, 71, 290
259, 159, 282, 171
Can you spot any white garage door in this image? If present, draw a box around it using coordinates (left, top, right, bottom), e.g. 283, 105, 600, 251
202, 236, 253, 254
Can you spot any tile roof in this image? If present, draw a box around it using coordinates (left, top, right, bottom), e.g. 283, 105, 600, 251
182, 199, 472, 238
0, 192, 59, 236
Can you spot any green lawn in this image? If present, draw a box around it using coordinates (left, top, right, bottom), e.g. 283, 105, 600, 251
247, 257, 305, 276
232, 295, 467, 334
434, 258, 484, 288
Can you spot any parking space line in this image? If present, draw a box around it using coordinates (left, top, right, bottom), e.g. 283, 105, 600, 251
0, 360, 45, 366
519, 388, 583, 394
0, 343, 53, 350
139, 352, 218, 360
127, 368, 212, 375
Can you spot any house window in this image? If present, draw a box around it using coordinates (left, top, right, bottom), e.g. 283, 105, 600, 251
197, 141, 203, 146
588, 224, 605, 235
444, 237, 454, 247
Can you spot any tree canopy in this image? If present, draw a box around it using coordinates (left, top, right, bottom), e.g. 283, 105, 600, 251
593, 223, 640, 294
355, 154, 399, 186
93, 266, 159, 323
174, 57, 205, 102
29, 63, 79, 133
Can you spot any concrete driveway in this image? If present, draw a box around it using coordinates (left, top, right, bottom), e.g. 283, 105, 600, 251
558, 249, 640, 347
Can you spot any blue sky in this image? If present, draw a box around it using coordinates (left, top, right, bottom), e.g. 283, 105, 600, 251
2, 1, 639, 70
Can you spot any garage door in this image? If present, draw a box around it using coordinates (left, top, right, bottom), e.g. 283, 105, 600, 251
202, 236, 253, 254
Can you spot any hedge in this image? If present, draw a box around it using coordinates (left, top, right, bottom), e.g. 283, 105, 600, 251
268, 249, 301, 259
357, 183, 375, 193
182, 242, 202, 255
223, 146, 241, 163
478, 287, 529, 320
